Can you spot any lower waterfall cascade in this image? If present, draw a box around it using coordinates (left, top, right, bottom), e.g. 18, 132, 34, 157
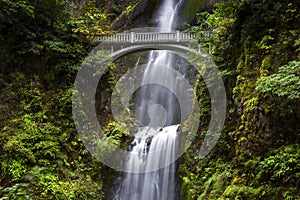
112, 0, 187, 199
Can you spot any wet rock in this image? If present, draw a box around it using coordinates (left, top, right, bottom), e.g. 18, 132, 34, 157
111, 0, 163, 30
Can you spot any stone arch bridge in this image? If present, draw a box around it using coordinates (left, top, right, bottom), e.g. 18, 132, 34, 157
93, 30, 212, 54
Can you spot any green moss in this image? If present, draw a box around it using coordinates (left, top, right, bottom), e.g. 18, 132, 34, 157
103, 121, 133, 150
260, 56, 272, 77
180, 177, 193, 200
221, 185, 261, 199
182, 0, 204, 21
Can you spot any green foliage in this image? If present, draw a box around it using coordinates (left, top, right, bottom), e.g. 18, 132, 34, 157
186, 1, 240, 60
179, 155, 233, 200
103, 122, 133, 149
0, 0, 64, 66
221, 185, 261, 200
0, 73, 105, 199
258, 144, 300, 185
0, 183, 32, 200
0, 0, 119, 199
0, 0, 112, 77
257, 61, 300, 100
180, 0, 300, 199
0, 0, 299, 199
67, 1, 112, 36
94, 122, 133, 163
26, 167, 103, 199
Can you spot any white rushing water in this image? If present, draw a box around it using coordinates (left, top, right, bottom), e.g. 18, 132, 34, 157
113, 125, 179, 200
134, 0, 185, 126
113, 0, 185, 200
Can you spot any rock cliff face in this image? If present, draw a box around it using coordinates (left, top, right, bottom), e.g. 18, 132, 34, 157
97, 0, 163, 30
97, 0, 222, 31
177, 0, 222, 28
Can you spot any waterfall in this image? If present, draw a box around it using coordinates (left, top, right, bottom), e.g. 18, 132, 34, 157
113, 0, 186, 200
135, 0, 185, 126
113, 125, 179, 200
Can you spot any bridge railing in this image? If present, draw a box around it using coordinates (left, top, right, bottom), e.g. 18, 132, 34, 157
95, 31, 211, 43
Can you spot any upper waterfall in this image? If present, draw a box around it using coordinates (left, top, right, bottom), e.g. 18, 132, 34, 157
113, 0, 187, 199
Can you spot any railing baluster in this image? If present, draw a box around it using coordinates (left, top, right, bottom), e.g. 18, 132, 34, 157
96, 31, 206, 44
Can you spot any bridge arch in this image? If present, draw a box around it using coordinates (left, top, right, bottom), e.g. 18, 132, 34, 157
73, 40, 226, 172
109, 43, 197, 60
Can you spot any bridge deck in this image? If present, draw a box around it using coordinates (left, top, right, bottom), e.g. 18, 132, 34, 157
95, 31, 210, 44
